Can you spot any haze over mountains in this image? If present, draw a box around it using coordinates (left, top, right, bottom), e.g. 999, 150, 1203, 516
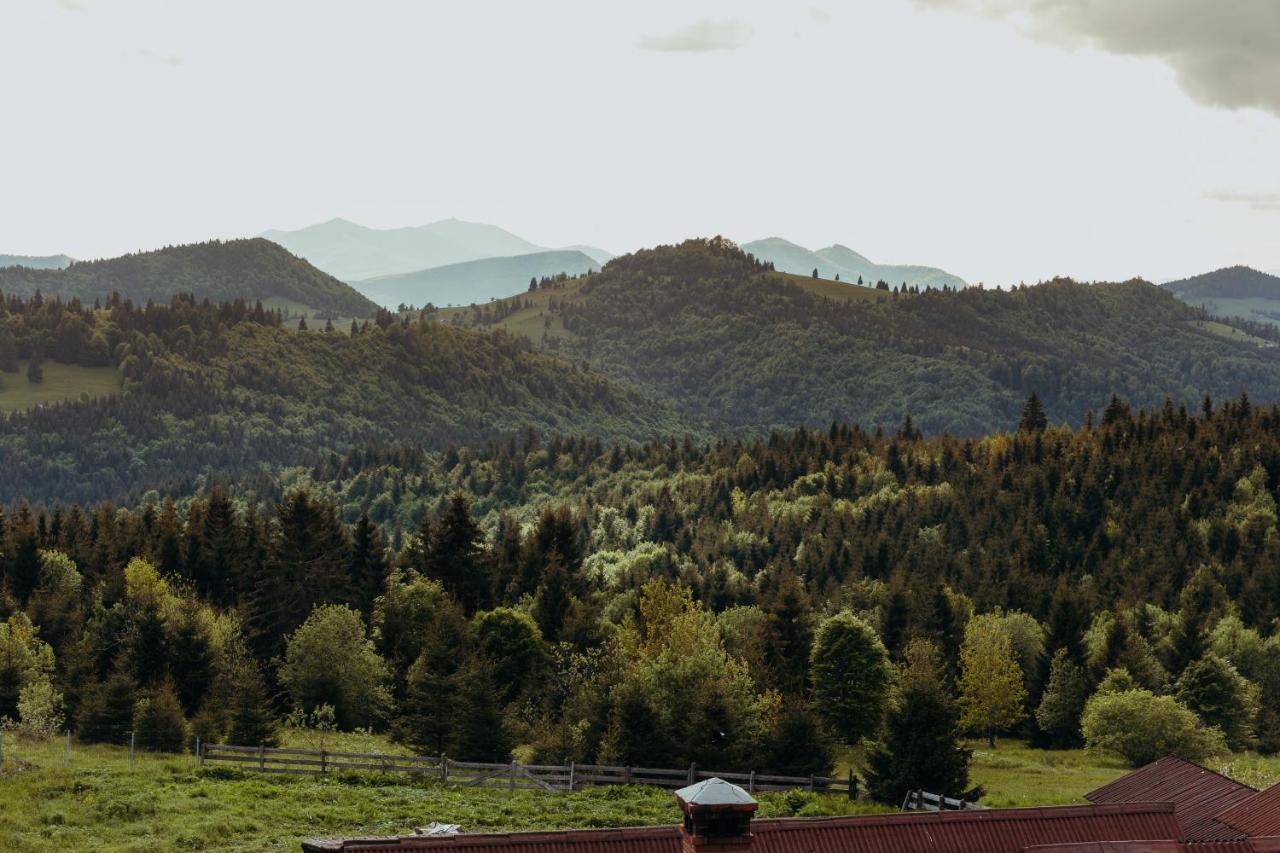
741, 237, 966, 290
355, 250, 601, 309
0, 253, 74, 270
260, 218, 614, 282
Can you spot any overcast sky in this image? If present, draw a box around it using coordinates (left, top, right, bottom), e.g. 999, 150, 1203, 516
2, 0, 1278, 285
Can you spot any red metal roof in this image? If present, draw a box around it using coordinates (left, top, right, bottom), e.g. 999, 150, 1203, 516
1085, 757, 1257, 842
1216, 784, 1280, 838
303, 803, 1182, 853
1022, 839, 1280, 852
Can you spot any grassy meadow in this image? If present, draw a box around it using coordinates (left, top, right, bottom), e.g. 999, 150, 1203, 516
0, 360, 121, 414
7, 734, 1280, 852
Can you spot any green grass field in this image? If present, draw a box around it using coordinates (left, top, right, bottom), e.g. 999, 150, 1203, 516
0, 360, 122, 414
0, 733, 875, 852
6, 734, 1280, 852
1190, 318, 1274, 347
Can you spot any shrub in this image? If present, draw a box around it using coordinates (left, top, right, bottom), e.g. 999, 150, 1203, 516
133, 683, 188, 753
1081, 688, 1227, 766
279, 604, 391, 731
16, 678, 65, 740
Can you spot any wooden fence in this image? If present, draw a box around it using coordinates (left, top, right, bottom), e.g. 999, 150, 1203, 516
201, 743, 858, 797
900, 790, 985, 812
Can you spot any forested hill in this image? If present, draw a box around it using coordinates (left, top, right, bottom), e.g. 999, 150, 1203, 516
441, 238, 1280, 435
1165, 266, 1280, 300
0, 239, 379, 319
0, 295, 690, 502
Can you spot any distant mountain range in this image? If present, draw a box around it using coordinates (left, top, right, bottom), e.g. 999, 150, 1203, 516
0, 253, 74, 270
741, 237, 965, 289
1163, 266, 1280, 328
0, 239, 378, 318
260, 218, 613, 282
354, 250, 601, 309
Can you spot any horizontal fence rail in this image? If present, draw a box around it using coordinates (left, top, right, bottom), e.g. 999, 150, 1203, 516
901, 790, 985, 812
201, 744, 859, 797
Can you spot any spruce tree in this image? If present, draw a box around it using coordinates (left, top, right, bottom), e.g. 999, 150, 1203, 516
420, 494, 489, 614
449, 657, 512, 762
865, 641, 973, 805
348, 510, 388, 615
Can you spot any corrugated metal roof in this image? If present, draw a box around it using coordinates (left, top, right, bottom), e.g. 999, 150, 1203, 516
303, 802, 1182, 853
1085, 757, 1256, 841
1216, 784, 1280, 838
1023, 838, 1280, 852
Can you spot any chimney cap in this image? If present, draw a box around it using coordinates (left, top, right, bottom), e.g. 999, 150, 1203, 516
675, 778, 758, 812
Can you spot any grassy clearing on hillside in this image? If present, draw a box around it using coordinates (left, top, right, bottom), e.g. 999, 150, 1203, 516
0, 737, 877, 853
776, 272, 891, 304
1190, 318, 1274, 347
0, 360, 121, 413
435, 279, 588, 345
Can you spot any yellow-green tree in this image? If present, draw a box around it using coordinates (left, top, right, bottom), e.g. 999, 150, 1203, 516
958, 613, 1026, 747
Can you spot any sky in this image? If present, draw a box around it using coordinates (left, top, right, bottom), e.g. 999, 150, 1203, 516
2, 0, 1278, 286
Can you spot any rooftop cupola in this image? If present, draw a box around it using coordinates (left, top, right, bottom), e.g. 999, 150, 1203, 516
674, 777, 758, 853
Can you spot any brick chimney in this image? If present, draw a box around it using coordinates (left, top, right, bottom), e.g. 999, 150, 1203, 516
675, 778, 758, 853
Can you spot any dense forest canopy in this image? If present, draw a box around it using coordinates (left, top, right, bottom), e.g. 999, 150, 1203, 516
0, 239, 379, 319
4, 396, 1280, 790
0, 292, 690, 503
445, 238, 1280, 435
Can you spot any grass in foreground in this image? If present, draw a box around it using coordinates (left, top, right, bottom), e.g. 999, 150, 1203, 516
0, 738, 878, 853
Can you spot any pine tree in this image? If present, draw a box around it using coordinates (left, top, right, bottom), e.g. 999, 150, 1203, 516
420, 494, 489, 614
77, 671, 139, 744
865, 640, 972, 805
1034, 648, 1090, 748
249, 490, 351, 660
1019, 392, 1048, 433
348, 510, 388, 615
449, 657, 512, 761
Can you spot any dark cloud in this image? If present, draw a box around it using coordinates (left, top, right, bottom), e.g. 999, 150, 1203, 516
639, 18, 753, 53
918, 0, 1280, 117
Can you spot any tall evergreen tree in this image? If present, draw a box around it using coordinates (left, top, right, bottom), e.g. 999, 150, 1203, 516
348, 510, 388, 615
865, 641, 973, 805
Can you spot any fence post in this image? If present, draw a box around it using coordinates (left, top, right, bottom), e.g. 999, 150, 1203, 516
441, 754, 448, 782
198, 739, 204, 767
748, 771, 755, 794
258, 743, 265, 771
847, 769, 856, 801
1, 730, 5, 767
568, 762, 576, 792
129, 731, 136, 768
321, 749, 328, 774
625, 766, 632, 785
809, 774, 815, 792
195, 737, 200, 766
510, 760, 517, 791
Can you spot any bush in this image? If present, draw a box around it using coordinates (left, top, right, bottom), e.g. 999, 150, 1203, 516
15, 678, 65, 740
133, 683, 188, 753
279, 604, 391, 731
1175, 653, 1259, 751
1081, 688, 1227, 766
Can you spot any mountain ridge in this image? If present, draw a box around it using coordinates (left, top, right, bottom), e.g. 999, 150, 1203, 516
743, 236, 965, 289
0, 239, 379, 318
0, 253, 74, 270
261, 218, 614, 282
353, 249, 601, 308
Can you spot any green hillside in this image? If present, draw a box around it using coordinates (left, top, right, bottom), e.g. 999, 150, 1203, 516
0, 295, 690, 502
1164, 266, 1280, 328
0, 239, 379, 319
440, 237, 1280, 435
354, 250, 602, 308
